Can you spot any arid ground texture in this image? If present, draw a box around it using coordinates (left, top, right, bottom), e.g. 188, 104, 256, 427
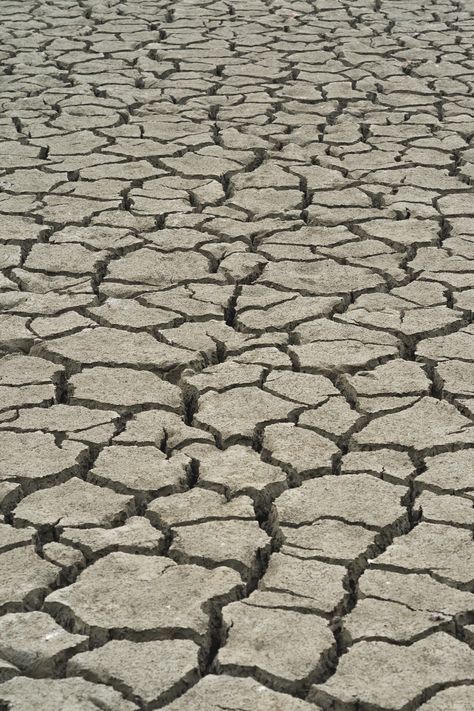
0, 0, 473, 709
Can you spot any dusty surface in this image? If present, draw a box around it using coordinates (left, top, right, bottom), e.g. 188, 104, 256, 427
0, 0, 473, 709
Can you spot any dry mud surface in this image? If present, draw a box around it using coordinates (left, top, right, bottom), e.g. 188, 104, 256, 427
0, 0, 473, 709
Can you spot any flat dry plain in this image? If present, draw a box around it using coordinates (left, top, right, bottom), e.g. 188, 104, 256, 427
0, 0, 473, 709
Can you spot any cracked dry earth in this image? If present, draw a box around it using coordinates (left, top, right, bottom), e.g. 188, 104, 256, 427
1, 0, 474, 710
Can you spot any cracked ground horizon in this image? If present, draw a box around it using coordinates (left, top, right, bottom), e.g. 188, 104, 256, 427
0, 0, 473, 709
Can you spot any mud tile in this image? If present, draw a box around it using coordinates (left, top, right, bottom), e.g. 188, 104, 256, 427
67, 640, 200, 707
44, 553, 242, 645
0, 612, 87, 676
0, 677, 138, 710
217, 601, 335, 691
311, 633, 474, 710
